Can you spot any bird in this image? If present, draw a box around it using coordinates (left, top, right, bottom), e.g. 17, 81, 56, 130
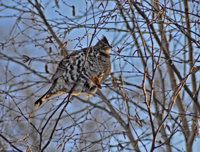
35, 36, 112, 108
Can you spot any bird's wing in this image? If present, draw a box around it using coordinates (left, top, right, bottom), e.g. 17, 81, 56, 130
51, 56, 70, 81
51, 50, 84, 81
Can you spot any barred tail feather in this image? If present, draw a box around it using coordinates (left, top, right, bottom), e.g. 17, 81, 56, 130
35, 80, 57, 108
35, 92, 48, 109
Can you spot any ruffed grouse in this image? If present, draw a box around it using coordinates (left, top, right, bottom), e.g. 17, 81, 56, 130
35, 36, 112, 108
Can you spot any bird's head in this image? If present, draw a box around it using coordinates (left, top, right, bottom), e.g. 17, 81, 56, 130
95, 36, 112, 55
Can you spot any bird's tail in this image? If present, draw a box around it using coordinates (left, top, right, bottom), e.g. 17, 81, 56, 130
35, 91, 49, 109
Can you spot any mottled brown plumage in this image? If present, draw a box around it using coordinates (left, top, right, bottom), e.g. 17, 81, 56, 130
35, 36, 112, 108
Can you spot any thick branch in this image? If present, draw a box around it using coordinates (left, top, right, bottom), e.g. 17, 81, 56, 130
31, 0, 69, 55
184, 0, 197, 151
